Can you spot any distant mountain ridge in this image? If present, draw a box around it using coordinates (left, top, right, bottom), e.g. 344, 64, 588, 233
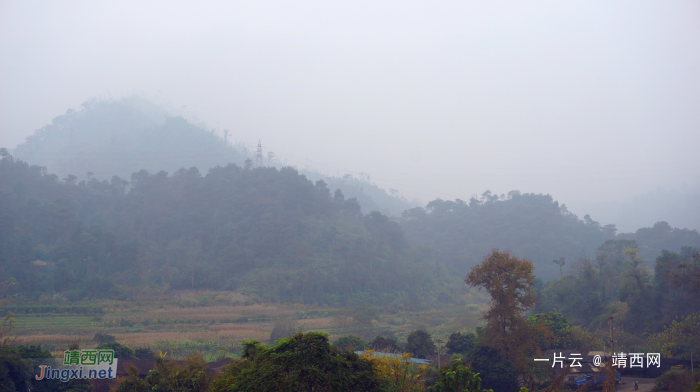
12, 97, 411, 216
13, 97, 246, 182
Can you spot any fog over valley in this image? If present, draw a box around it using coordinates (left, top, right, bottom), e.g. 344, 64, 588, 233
2, 3, 700, 391
2, 1, 699, 232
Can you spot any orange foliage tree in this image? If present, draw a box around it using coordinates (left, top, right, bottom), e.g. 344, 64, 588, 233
465, 250, 543, 376
359, 350, 428, 392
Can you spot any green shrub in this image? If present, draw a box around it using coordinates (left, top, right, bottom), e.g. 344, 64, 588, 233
446, 331, 476, 354
114, 353, 211, 392
427, 358, 486, 392
210, 332, 385, 392
371, 336, 400, 352
134, 347, 155, 360
333, 335, 369, 352
468, 345, 518, 392
405, 329, 436, 358
653, 368, 699, 392
97, 341, 136, 359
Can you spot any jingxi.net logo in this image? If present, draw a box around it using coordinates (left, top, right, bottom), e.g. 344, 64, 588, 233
35, 349, 118, 382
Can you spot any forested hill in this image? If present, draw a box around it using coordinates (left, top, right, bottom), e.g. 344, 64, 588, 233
618, 221, 700, 264
400, 192, 700, 280
12, 97, 246, 181
12, 97, 413, 217
0, 155, 449, 306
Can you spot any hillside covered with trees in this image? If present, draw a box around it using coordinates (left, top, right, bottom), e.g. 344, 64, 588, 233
0, 153, 453, 306
400, 192, 700, 280
11, 97, 414, 218
536, 242, 700, 349
3, 144, 699, 304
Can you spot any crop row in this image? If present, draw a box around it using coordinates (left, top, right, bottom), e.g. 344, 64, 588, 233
1, 305, 103, 315
134, 316, 271, 326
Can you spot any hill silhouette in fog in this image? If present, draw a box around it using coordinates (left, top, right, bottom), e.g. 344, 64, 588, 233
13, 97, 246, 182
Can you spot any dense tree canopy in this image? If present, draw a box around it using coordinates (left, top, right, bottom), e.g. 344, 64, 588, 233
0, 155, 447, 306
654, 247, 700, 328
332, 335, 370, 352
427, 358, 488, 392
445, 332, 476, 355
401, 193, 615, 280
115, 353, 211, 392
401, 192, 700, 280
467, 346, 518, 392
405, 329, 436, 358
211, 332, 386, 392
536, 242, 700, 339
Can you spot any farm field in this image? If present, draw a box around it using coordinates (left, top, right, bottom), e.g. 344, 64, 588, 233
6, 290, 485, 360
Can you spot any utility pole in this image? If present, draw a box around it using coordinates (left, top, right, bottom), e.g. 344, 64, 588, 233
609, 316, 615, 357
436, 338, 443, 368
223, 129, 229, 144
608, 316, 618, 391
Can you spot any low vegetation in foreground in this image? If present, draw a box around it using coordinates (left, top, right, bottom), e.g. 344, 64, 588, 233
2, 249, 699, 391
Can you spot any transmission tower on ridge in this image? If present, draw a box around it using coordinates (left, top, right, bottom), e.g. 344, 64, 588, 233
255, 140, 263, 167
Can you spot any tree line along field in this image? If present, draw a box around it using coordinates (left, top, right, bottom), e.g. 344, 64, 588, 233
6, 292, 486, 361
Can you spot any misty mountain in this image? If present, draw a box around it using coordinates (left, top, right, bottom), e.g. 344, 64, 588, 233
618, 221, 700, 263
12, 97, 246, 182
582, 186, 700, 232
8, 98, 698, 290
400, 191, 700, 281
301, 171, 417, 216
11, 97, 412, 217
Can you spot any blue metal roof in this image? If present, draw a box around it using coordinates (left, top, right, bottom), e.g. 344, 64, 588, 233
354, 351, 432, 365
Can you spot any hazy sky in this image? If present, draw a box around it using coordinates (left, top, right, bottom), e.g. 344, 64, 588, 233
2, 1, 699, 229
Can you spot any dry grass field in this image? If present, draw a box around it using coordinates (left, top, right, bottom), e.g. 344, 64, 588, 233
7, 290, 485, 359
101, 304, 293, 324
